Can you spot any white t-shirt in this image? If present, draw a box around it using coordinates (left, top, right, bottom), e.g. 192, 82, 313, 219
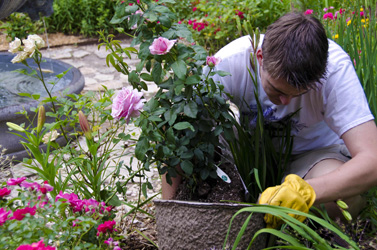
210, 35, 374, 154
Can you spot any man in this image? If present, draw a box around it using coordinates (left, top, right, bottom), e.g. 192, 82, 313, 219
207, 11, 377, 227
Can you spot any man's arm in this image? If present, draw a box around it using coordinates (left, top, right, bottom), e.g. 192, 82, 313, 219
306, 120, 377, 204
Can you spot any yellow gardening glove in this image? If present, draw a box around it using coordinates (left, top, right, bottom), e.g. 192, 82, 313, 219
258, 174, 316, 228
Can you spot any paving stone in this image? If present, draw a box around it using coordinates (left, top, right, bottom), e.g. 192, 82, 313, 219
73, 50, 90, 58
94, 74, 114, 81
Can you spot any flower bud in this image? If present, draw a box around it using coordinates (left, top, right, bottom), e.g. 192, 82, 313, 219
37, 105, 46, 133
78, 111, 92, 140
336, 199, 349, 210
6, 122, 25, 132
341, 209, 352, 222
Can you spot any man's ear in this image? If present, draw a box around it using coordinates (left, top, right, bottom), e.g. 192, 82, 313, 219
256, 48, 263, 66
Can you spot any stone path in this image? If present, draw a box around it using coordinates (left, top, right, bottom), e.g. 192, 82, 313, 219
4, 38, 162, 202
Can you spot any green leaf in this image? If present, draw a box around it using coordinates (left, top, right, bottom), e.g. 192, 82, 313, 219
173, 122, 194, 131
186, 75, 201, 85
184, 101, 198, 118
152, 62, 163, 84
171, 60, 187, 79
181, 160, 193, 175
140, 73, 153, 81
135, 137, 149, 160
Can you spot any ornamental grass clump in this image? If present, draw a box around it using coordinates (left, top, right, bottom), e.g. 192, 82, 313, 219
108, 0, 237, 193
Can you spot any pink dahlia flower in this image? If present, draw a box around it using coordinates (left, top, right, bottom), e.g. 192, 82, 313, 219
111, 87, 145, 123
149, 37, 176, 55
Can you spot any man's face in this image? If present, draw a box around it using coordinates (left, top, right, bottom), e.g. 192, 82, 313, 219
256, 49, 307, 105
259, 66, 307, 105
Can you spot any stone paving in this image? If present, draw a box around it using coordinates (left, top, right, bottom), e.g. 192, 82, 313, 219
5, 38, 162, 202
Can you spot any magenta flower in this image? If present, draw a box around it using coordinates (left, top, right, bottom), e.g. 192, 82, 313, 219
7, 177, 26, 186
97, 220, 116, 235
192, 7, 197, 12
11, 206, 37, 220
304, 9, 313, 15
20, 181, 41, 191
111, 87, 145, 122
235, 10, 245, 19
206, 56, 221, 68
323, 7, 328, 12
323, 12, 334, 20
360, 11, 364, 17
149, 37, 176, 55
0, 187, 11, 197
16, 240, 55, 250
0, 207, 11, 226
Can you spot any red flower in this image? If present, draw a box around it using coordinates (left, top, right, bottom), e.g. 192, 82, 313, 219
97, 220, 116, 235
0, 187, 11, 197
235, 10, 245, 19
11, 206, 37, 221
192, 7, 197, 12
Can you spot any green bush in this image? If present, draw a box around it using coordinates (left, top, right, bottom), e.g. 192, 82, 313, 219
0, 13, 44, 41
45, 0, 121, 36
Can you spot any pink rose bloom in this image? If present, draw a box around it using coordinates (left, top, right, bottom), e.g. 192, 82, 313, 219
97, 220, 116, 235
149, 37, 176, 55
38, 181, 53, 194
55, 191, 79, 203
0, 187, 11, 197
323, 12, 334, 20
0, 207, 11, 225
192, 7, 197, 12
7, 177, 26, 186
304, 9, 313, 15
16, 240, 55, 250
11, 206, 37, 220
111, 87, 145, 122
206, 56, 221, 68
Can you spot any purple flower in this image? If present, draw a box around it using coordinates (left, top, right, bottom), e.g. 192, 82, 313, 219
149, 37, 176, 55
7, 177, 26, 186
206, 56, 221, 68
111, 87, 145, 122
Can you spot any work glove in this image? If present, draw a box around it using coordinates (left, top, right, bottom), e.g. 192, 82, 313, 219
258, 174, 316, 228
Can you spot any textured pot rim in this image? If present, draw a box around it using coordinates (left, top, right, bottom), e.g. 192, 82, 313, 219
154, 199, 253, 209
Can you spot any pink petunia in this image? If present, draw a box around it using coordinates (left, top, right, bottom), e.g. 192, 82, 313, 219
0, 187, 11, 197
111, 87, 145, 122
97, 220, 116, 235
149, 37, 176, 55
16, 239, 55, 250
7, 177, 26, 186
0, 207, 11, 226
323, 12, 334, 20
11, 206, 37, 220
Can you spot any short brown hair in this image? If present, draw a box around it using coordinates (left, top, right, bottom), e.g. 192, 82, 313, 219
261, 12, 328, 90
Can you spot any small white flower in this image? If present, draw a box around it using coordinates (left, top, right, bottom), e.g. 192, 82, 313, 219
22, 38, 36, 56
42, 130, 60, 144
8, 38, 21, 53
27, 34, 45, 49
11, 51, 29, 63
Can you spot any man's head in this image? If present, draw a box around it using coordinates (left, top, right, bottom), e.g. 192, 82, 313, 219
257, 12, 328, 104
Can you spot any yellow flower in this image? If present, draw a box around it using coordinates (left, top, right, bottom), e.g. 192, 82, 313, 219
361, 19, 365, 23
360, 8, 364, 11
42, 130, 60, 144
332, 34, 339, 39
347, 20, 352, 26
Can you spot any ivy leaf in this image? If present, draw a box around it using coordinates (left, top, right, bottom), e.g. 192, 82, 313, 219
171, 60, 187, 79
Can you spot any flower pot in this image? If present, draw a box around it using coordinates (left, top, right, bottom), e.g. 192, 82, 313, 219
154, 199, 267, 250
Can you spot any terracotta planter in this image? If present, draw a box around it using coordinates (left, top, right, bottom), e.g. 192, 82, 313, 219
154, 199, 267, 250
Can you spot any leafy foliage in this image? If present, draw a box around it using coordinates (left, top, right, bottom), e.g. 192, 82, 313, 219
0, 13, 44, 41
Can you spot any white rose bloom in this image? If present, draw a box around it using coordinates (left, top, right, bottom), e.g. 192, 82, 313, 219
11, 51, 29, 63
27, 34, 45, 49
8, 38, 21, 53
42, 130, 60, 144
22, 38, 36, 56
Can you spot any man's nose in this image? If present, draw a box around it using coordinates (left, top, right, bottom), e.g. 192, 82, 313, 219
279, 95, 293, 105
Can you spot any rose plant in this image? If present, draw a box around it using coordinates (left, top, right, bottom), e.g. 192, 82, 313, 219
109, 0, 237, 194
